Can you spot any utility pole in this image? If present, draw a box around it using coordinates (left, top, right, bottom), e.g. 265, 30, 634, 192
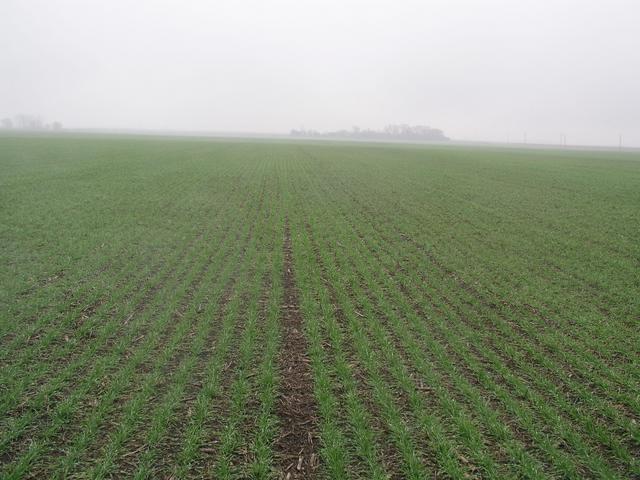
524, 132, 527, 144
619, 134, 623, 149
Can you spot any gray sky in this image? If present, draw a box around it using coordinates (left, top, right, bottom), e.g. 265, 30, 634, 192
2, 0, 639, 146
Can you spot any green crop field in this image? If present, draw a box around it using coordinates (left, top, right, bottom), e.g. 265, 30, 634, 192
1, 134, 638, 479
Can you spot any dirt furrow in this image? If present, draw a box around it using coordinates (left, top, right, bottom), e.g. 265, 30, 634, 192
273, 219, 319, 479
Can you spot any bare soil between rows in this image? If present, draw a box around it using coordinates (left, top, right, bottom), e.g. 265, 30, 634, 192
273, 219, 319, 479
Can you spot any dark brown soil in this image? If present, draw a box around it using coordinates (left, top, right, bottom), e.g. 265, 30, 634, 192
273, 219, 319, 479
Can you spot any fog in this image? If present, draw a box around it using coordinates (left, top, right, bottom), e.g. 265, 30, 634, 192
2, 0, 639, 146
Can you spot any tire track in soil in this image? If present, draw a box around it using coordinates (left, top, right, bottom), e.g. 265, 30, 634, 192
274, 219, 319, 479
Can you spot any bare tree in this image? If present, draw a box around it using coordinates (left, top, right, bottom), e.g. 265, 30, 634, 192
291, 124, 449, 141
14, 114, 44, 130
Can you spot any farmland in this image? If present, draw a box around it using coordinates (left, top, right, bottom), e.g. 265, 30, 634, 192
0, 134, 638, 479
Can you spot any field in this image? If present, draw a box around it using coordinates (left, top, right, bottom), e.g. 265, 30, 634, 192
0, 135, 638, 479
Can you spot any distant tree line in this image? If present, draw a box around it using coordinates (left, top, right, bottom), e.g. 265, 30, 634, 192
1, 114, 63, 131
290, 124, 449, 141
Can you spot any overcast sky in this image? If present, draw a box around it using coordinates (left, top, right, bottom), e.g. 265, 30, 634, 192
2, 0, 639, 146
